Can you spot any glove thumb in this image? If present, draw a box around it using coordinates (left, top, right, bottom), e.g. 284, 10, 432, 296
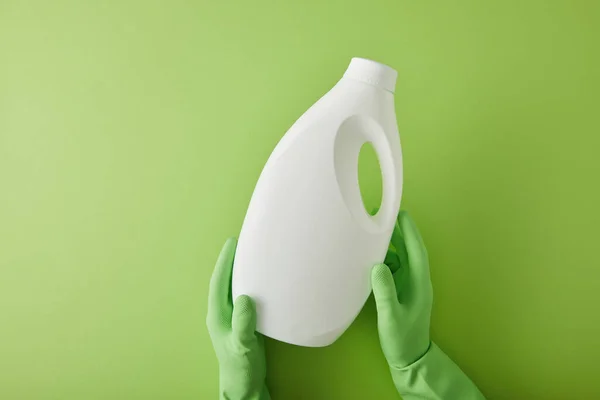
232, 295, 258, 348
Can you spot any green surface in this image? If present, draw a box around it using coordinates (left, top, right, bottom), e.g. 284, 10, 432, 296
1, 1, 599, 399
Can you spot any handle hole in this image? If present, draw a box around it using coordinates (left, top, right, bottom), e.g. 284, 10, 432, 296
358, 142, 383, 216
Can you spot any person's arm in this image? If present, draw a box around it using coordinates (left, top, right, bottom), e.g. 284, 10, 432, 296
206, 238, 270, 400
372, 211, 485, 399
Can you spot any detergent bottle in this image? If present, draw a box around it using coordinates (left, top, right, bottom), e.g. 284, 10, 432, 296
232, 57, 402, 347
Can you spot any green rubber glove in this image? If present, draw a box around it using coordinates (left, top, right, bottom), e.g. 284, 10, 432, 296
206, 238, 270, 400
372, 211, 486, 399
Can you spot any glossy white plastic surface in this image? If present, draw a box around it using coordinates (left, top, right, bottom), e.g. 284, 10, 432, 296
232, 58, 402, 347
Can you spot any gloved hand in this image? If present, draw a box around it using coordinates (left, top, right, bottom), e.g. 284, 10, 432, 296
373, 210, 433, 368
206, 238, 270, 400
372, 211, 486, 399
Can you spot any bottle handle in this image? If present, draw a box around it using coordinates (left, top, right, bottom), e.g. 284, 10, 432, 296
334, 115, 398, 233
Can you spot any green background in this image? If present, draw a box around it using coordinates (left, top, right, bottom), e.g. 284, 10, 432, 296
1, 1, 599, 399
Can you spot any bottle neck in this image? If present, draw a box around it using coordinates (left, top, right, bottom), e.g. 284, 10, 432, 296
342, 58, 397, 94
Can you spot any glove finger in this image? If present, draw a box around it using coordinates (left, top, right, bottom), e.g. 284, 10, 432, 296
392, 260, 407, 303
390, 216, 403, 251
384, 249, 401, 274
371, 264, 400, 317
207, 238, 236, 330
232, 295, 258, 347
390, 213, 410, 268
398, 212, 433, 302
394, 234, 409, 272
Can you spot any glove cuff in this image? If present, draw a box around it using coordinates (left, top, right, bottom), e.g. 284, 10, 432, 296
389, 341, 434, 373
389, 342, 486, 399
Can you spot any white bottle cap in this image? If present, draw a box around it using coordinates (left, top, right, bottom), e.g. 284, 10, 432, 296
343, 57, 397, 93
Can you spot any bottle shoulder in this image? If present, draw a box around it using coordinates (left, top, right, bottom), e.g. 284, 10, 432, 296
263, 80, 399, 167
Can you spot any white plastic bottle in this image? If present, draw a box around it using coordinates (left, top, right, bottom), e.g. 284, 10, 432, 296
232, 58, 402, 347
